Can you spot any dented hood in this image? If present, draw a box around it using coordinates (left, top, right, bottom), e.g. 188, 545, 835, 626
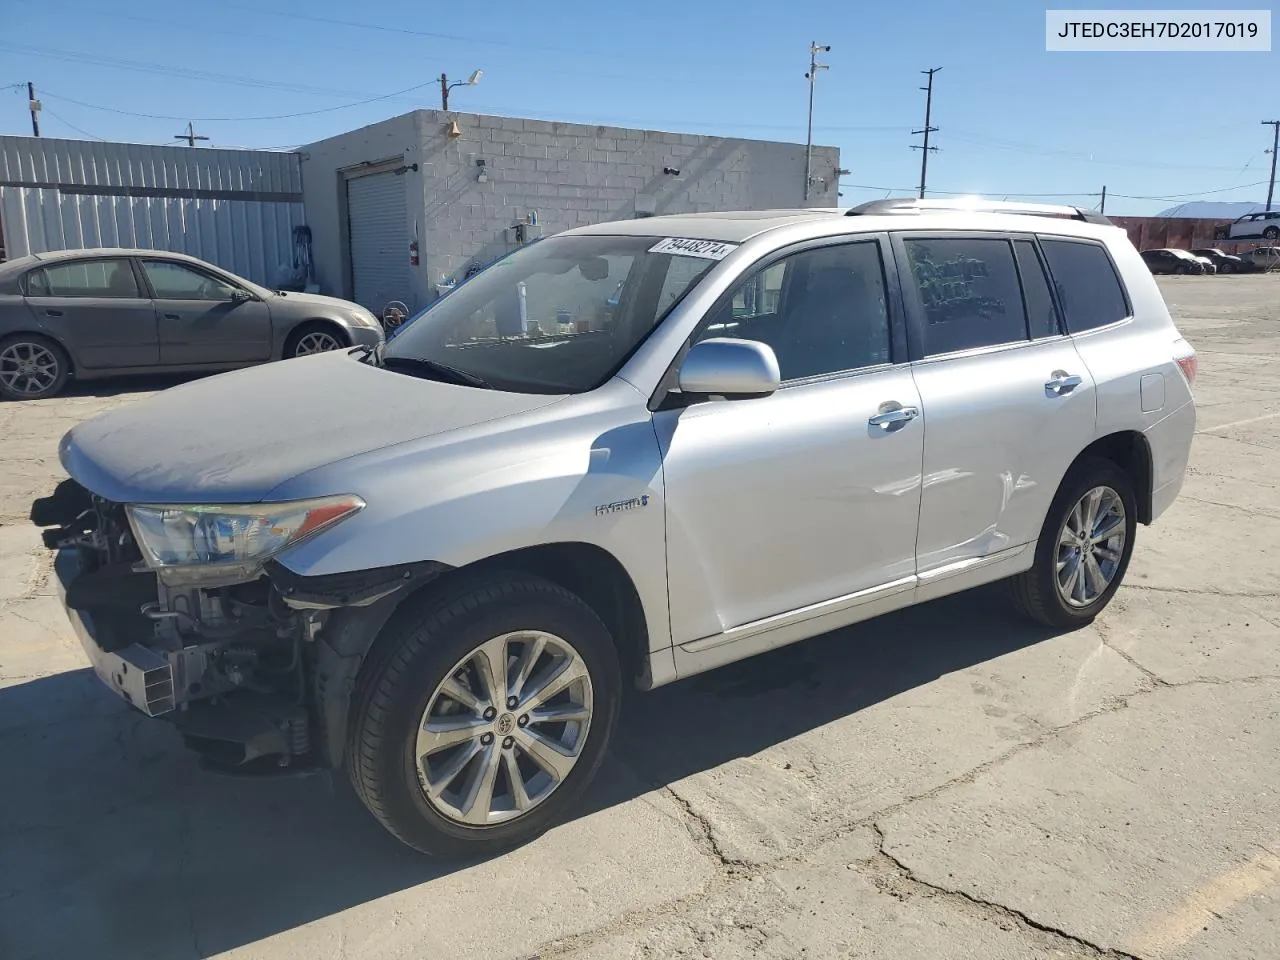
59, 350, 563, 504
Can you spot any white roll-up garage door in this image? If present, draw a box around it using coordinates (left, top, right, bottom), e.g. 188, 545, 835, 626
346, 170, 409, 313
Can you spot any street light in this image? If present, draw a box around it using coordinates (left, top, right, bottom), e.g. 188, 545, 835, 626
440, 70, 483, 111
804, 42, 830, 204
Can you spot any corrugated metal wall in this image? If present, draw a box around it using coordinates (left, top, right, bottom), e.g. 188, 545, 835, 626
0, 136, 305, 286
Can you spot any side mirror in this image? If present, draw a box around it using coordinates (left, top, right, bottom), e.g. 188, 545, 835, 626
677, 338, 780, 399
230, 289, 254, 303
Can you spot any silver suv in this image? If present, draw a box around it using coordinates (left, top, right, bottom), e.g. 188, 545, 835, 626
34, 199, 1197, 857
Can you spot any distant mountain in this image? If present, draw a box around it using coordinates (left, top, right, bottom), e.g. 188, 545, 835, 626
1157, 200, 1266, 219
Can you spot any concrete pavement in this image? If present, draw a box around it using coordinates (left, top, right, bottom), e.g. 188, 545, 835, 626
2, 275, 1278, 959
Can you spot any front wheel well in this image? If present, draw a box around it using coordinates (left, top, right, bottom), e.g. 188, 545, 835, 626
282, 319, 350, 358
448, 543, 651, 687
1070, 431, 1154, 524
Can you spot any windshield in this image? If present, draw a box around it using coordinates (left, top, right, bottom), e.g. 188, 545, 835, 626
384, 234, 720, 393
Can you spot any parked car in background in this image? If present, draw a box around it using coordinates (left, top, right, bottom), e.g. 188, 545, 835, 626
35, 198, 1197, 857
1249, 246, 1280, 271
1190, 248, 1248, 274
1140, 248, 1204, 275
1190, 254, 1217, 275
0, 248, 384, 400
1225, 211, 1280, 241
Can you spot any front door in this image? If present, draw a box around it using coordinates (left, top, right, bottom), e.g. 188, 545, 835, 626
140, 259, 272, 365
655, 237, 924, 646
894, 233, 1098, 574
23, 257, 158, 368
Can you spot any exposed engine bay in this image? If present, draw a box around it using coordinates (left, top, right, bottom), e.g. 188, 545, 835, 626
31, 478, 445, 774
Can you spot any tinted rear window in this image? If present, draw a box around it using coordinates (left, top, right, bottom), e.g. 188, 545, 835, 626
1013, 240, 1059, 339
1039, 239, 1130, 333
902, 237, 1027, 356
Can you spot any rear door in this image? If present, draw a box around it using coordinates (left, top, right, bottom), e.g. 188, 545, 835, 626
22, 257, 158, 368
139, 259, 272, 365
894, 232, 1097, 575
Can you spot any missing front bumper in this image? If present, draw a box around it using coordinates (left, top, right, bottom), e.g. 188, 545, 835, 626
55, 549, 176, 716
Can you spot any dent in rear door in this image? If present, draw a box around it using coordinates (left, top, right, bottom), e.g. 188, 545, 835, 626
894, 232, 1097, 572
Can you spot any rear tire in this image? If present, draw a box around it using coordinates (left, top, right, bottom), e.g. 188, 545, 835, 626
347, 573, 621, 858
0, 334, 70, 401
1008, 457, 1137, 629
1264, 226, 1279, 240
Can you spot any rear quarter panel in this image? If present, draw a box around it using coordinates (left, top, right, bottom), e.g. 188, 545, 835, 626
1069, 236, 1195, 520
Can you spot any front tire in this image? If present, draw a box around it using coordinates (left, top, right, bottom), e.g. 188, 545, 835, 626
1008, 457, 1137, 629
0, 334, 70, 400
347, 573, 621, 857
284, 323, 348, 359
1264, 226, 1279, 240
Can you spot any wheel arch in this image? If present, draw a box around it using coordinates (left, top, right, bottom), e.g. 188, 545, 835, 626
1070, 430, 1154, 524
314, 540, 650, 770
281, 318, 351, 358
0, 329, 76, 374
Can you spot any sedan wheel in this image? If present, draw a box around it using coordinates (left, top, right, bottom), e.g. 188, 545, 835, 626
1055, 486, 1126, 608
416, 630, 593, 826
0, 339, 67, 400
293, 330, 344, 356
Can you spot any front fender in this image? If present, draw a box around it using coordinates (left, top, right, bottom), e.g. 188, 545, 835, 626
270, 386, 672, 652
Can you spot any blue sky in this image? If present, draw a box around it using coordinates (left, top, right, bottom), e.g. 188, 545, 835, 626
1, 0, 1272, 215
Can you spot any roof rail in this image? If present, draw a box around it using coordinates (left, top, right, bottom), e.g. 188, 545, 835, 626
846, 197, 1112, 226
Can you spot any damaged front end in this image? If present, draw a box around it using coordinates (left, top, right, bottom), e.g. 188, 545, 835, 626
33, 479, 445, 775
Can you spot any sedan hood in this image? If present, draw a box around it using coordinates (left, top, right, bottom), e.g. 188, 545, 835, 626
59, 351, 564, 504
271, 290, 366, 313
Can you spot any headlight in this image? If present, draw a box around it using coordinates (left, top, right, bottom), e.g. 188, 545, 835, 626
348, 310, 380, 329
127, 495, 365, 568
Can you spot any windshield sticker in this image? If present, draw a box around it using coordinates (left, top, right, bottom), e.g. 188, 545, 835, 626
648, 237, 738, 260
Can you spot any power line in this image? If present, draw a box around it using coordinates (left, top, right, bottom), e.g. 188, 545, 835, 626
40, 81, 437, 123
1107, 179, 1268, 201
943, 132, 1245, 173
1, 42, 387, 101
41, 106, 103, 140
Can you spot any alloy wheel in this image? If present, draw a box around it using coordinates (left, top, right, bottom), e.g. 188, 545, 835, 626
294, 331, 343, 355
0, 342, 60, 396
415, 630, 594, 826
1056, 485, 1126, 607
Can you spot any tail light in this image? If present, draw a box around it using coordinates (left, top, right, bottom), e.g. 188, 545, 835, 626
1172, 338, 1198, 385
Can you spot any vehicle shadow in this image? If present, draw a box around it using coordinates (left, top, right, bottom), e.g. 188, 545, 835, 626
57, 372, 214, 399
0, 585, 1053, 959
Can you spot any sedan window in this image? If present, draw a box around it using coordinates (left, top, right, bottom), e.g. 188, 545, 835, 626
142, 260, 239, 301
27, 259, 140, 298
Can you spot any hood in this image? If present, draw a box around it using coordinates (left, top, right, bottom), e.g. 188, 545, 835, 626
59, 350, 564, 504
271, 290, 366, 312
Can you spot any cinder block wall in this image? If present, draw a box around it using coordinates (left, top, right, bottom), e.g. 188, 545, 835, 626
301, 110, 839, 309
417, 110, 840, 293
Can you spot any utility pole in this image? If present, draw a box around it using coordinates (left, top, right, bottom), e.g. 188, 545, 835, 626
173, 122, 208, 147
1100, 185, 1107, 215
803, 41, 831, 205
27, 82, 40, 137
912, 67, 941, 199
440, 73, 450, 111
1264, 120, 1280, 212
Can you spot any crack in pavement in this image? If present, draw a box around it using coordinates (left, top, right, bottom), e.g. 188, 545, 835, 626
870, 823, 1147, 960
1179, 494, 1280, 521
1123, 584, 1280, 599
660, 783, 745, 871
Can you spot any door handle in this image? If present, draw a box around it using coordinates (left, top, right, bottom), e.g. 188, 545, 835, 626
164, 313, 181, 320
1045, 372, 1083, 395
868, 405, 920, 428
44, 309, 64, 317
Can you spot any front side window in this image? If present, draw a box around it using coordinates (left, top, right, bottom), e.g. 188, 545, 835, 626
26, 259, 140, 299
384, 234, 718, 393
695, 241, 891, 381
142, 260, 239, 301
902, 237, 1027, 356
1039, 238, 1130, 334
